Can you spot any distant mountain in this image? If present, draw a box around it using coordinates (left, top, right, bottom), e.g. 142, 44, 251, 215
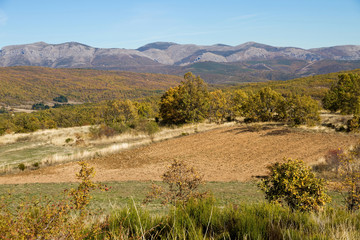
1, 41, 360, 83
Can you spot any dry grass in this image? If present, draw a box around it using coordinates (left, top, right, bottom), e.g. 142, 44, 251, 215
0, 122, 234, 174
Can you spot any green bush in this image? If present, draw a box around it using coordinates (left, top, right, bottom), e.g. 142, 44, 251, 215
31, 102, 50, 110
259, 158, 331, 211
18, 163, 26, 171
53, 95, 68, 103
31, 162, 40, 169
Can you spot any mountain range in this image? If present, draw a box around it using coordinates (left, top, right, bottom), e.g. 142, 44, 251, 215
1, 41, 360, 83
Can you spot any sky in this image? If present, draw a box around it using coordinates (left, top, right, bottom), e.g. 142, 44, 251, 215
0, 0, 359, 50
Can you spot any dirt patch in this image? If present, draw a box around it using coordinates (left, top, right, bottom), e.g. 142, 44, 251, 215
0, 125, 358, 184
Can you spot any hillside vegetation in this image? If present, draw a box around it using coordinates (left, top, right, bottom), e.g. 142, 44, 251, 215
183, 60, 360, 84
0, 66, 182, 105
1, 66, 360, 107
231, 68, 360, 100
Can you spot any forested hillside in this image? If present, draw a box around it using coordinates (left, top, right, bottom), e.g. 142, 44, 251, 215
0, 66, 182, 105
232, 68, 360, 100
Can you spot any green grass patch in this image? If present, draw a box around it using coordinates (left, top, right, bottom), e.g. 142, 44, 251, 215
0, 181, 346, 213
0, 142, 71, 166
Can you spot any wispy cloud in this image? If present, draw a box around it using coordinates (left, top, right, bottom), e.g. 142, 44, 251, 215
0, 10, 8, 26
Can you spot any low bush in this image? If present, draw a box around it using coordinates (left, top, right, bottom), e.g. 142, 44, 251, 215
144, 160, 207, 205
18, 163, 26, 171
259, 158, 331, 211
0, 161, 106, 239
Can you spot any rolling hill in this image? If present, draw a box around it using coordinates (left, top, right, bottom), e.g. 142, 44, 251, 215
0, 66, 182, 105
1, 66, 360, 106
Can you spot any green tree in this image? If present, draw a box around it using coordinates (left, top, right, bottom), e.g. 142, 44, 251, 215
259, 158, 330, 212
160, 72, 209, 124
322, 73, 360, 114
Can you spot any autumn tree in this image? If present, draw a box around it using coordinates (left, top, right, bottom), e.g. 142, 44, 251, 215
159, 72, 209, 124
208, 90, 231, 123
282, 94, 320, 126
103, 99, 139, 131
231, 89, 249, 118
243, 87, 285, 122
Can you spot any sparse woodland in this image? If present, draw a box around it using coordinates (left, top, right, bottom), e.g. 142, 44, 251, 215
0, 71, 327, 135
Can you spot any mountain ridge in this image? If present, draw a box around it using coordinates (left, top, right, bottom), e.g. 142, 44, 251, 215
2, 41, 360, 67
1, 41, 360, 84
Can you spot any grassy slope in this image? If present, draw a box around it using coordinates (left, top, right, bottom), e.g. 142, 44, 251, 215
0, 66, 182, 105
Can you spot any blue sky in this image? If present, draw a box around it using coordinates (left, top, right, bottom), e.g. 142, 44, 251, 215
0, 0, 359, 49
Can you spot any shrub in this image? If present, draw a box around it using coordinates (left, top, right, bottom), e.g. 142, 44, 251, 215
31, 102, 50, 110
325, 148, 343, 172
69, 161, 105, 210
31, 162, 40, 169
259, 158, 331, 211
144, 160, 207, 205
0, 161, 104, 239
53, 95, 68, 103
338, 144, 360, 211
18, 163, 26, 171
347, 115, 360, 132
0, 106, 7, 114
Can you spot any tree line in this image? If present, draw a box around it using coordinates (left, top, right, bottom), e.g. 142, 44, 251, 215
160, 72, 320, 126
2, 72, 360, 136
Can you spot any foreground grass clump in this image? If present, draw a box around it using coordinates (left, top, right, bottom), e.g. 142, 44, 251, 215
97, 197, 360, 239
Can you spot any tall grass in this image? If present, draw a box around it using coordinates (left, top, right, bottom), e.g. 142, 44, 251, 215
2, 183, 360, 239
96, 197, 360, 239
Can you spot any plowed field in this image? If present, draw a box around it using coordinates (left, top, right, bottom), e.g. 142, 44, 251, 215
0, 125, 358, 184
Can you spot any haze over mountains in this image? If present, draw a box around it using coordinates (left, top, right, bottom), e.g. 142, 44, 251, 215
1, 41, 360, 83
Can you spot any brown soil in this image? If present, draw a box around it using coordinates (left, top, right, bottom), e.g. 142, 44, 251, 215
0, 125, 358, 184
